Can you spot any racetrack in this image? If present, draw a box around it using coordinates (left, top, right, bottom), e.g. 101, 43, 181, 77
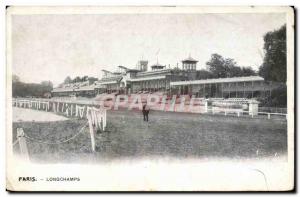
12, 109, 287, 163
13, 107, 68, 122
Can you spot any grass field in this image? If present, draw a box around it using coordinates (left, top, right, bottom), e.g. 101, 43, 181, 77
12, 109, 287, 163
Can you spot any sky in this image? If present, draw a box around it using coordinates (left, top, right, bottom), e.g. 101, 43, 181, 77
11, 13, 286, 86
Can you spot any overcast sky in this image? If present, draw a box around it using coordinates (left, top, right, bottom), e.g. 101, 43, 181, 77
11, 13, 286, 86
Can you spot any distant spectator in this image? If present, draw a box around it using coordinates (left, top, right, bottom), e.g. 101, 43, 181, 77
142, 104, 150, 122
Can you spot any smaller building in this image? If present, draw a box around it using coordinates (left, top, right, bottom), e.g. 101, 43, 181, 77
182, 56, 198, 71
136, 60, 148, 71
52, 80, 97, 98
151, 63, 165, 71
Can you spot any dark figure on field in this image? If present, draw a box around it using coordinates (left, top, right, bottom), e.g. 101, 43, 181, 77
142, 104, 150, 122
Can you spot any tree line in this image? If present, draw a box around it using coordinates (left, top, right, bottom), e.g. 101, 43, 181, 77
195, 54, 256, 80
196, 24, 286, 84
60, 76, 98, 87
196, 24, 286, 107
12, 75, 53, 98
259, 24, 286, 107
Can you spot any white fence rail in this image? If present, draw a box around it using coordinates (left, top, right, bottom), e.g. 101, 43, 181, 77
12, 98, 107, 129
12, 97, 286, 120
207, 98, 287, 119
12, 98, 108, 159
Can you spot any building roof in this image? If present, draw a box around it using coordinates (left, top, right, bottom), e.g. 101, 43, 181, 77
170, 76, 264, 86
129, 75, 166, 82
100, 75, 123, 81
137, 69, 171, 77
52, 85, 97, 93
126, 69, 140, 73
94, 83, 107, 89
118, 65, 128, 70
182, 56, 198, 62
101, 69, 112, 73
97, 80, 119, 85
74, 85, 96, 92
52, 87, 75, 93
151, 63, 164, 68
138, 60, 148, 63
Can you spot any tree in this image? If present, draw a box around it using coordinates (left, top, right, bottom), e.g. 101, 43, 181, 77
196, 69, 214, 80
41, 80, 53, 88
82, 75, 89, 81
88, 77, 98, 84
73, 76, 81, 83
206, 54, 227, 78
241, 67, 256, 76
259, 24, 286, 82
12, 79, 54, 98
12, 74, 20, 83
224, 58, 241, 77
40, 81, 53, 93
206, 54, 257, 78
63, 76, 72, 84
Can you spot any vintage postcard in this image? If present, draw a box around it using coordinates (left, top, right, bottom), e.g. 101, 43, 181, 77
6, 6, 294, 191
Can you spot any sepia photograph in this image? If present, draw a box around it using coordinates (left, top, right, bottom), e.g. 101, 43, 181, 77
6, 6, 294, 191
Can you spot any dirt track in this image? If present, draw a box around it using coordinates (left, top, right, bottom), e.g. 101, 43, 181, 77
13, 107, 68, 122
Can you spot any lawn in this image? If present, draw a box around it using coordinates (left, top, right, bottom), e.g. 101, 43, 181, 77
12, 109, 287, 163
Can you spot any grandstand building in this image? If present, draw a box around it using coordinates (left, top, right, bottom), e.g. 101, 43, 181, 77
170, 76, 281, 98
52, 56, 280, 99
52, 80, 97, 97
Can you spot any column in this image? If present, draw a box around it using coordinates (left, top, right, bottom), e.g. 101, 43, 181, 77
252, 81, 254, 98
221, 83, 223, 98
243, 82, 246, 98
204, 99, 208, 113
236, 82, 238, 98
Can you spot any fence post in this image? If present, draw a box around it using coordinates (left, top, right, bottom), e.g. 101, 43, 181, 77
75, 105, 78, 117
62, 103, 65, 113
169, 95, 177, 112
64, 103, 70, 117
52, 102, 56, 113
70, 104, 73, 117
57, 102, 60, 113
204, 99, 208, 113
103, 109, 106, 131
87, 114, 96, 152
178, 96, 185, 112
268, 113, 270, 119
17, 128, 29, 161
248, 100, 259, 116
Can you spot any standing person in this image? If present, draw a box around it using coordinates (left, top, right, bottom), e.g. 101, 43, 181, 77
142, 104, 150, 122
